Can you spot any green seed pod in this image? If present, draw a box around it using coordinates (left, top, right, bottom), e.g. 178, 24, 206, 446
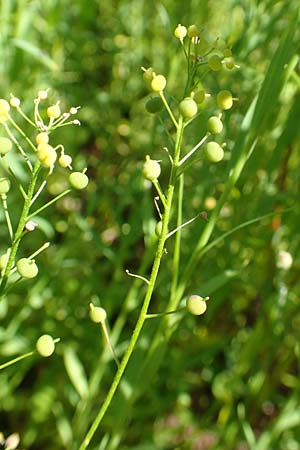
187, 24, 199, 38
208, 54, 223, 71
145, 97, 163, 114
217, 90, 233, 110
0, 137, 13, 155
225, 57, 235, 70
179, 97, 198, 119
89, 304, 107, 323
0, 177, 11, 194
143, 67, 154, 82
143, 155, 161, 182
150, 74, 167, 92
16, 258, 38, 279
36, 334, 55, 357
186, 295, 208, 315
205, 142, 224, 163
69, 172, 89, 190
193, 90, 205, 104
207, 116, 223, 134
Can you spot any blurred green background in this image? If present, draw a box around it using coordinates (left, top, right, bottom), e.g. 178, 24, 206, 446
0, 0, 300, 449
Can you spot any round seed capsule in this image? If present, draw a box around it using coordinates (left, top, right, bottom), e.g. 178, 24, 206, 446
186, 295, 207, 315
225, 57, 235, 70
174, 24, 187, 40
0, 137, 13, 155
205, 142, 224, 163
187, 24, 199, 38
37, 144, 57, 167
0, 177, 11, 194
36, 132, 49, 146
36, 334, 55, 357
16, 258, 38, 279
58, 154, 72, 168
145, 97, 163, 114
193, 90, 205, 104
150, 75, 167, 92
207, 116, 223, 134
208, 55, 223, 71
217, 90, 233, 110
89, 305, 107, 323
143, 67, 154, 82
0, 99, 10, 115
69, 172, 89, 190
47, 104, 61, 119
179, 97, 198, 119
143, 155, 161, 182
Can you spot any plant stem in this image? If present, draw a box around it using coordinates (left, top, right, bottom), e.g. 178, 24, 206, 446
78, 116, 184, 450
0, 161, 41, 298
1, 194, 13, 241
27, 189, 71, 219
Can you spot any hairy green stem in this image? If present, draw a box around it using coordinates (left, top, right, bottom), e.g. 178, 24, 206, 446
79, 116, 184, 450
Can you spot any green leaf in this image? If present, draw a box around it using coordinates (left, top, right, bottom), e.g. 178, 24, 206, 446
63, 346, 89, 400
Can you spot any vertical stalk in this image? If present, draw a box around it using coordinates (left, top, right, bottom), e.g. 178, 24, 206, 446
0, 161, 41, 297
79, 116, 184, 450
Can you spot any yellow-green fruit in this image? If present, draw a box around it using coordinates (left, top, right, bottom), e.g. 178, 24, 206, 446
174, 24, 187, 40
143, 67, 154, 82
205, 142, 224, 163
89, 305, 107, 323
37, 144, 57, 167
69, 172, 89, 190
193, 90, 205, 104
16, 258, 38, 278
0, 99, 10, 113
207, 116, 223, 134
36, 132, 49, 145
47, 104, 61, 119
0, 137, 13, 155
225, 57, 235, 70
145, 97, 163, 114
150, 75, 166, 92
179, 97, 198, 119
0, 177, 11, 194
217, 90, 233, 110
187, 24, 199, 38
36, 334, 55, 357
58, 154, 72, 168
186, 295, 207, 315
208, 54, 223, 71
143, 155, 161, 182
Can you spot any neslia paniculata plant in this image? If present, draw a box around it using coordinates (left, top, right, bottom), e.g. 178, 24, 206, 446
0, 90, 89, 369
78, 23, 240, 449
